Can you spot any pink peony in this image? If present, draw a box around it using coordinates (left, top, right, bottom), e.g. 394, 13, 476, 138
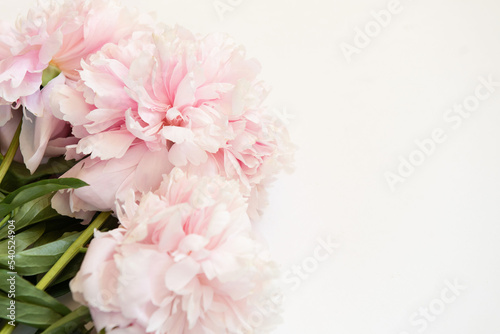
52, 26, 292, 220
70, 169, 280, 333
0, 101, 76, 166
0, 0, 151, 172
51, 143, 172, 223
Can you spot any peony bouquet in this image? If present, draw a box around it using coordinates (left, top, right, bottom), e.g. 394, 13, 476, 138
0, 0, 293, 333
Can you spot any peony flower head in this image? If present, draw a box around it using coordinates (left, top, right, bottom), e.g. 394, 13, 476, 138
51, 143, 173, 223
0, 0, 149, 105
0, 0, 153, 173
52, 25, 293, 220
70, 169, 280, 333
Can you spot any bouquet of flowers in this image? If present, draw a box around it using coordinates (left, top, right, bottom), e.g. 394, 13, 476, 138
0, 0, 293, 333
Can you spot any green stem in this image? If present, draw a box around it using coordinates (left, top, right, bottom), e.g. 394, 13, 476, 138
0, 120, 22, 185
36, 211, 111, 291
0, 324, 14, 334
0, 214, 10, 228
40, 306, 91, 334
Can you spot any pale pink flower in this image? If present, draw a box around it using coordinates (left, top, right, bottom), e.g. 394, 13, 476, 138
70, 169, 280, 333
0, 0, 147, 104
53, 26, 292, 220
0, 0, 151, 172
0, 21, 15, 107
0, 101, 75, 164
51, 143, 173, 223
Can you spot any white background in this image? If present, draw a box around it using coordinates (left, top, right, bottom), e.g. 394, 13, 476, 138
2, 0, 500, 333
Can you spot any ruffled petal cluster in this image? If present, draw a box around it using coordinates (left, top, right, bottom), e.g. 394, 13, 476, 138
0, 0, 151, 172
71, 169, 280, 333
51, 144, 172, 222
51, 26, 292, 220
1, 3, 292, 333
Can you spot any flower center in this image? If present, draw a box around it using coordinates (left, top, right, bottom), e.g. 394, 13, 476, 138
164, 107, 184, 127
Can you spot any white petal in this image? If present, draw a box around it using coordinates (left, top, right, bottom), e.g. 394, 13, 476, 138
164, 257, 200, 291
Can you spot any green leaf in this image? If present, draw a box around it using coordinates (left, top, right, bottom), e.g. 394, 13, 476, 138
51, 253, 85, 286
0, 157, 76, 193
32, 231, 67, 249
0, 270, 70, 316
12, 157, 76, 183
34, 254, 86, 299
0, 232, 81, 276
30, 217, 86, 248
41, 306, 91, 334
0, 293, 62, 328
0, 178, 87, 219
0, 223, 45, 255
29, 157, 77, 180
45, 280, 72, 299
35, 212, 110, 291
0, 194, 58, 240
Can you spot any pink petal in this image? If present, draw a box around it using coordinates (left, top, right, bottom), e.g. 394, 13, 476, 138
164, 257, 200, 291
77, 130, 135, 160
